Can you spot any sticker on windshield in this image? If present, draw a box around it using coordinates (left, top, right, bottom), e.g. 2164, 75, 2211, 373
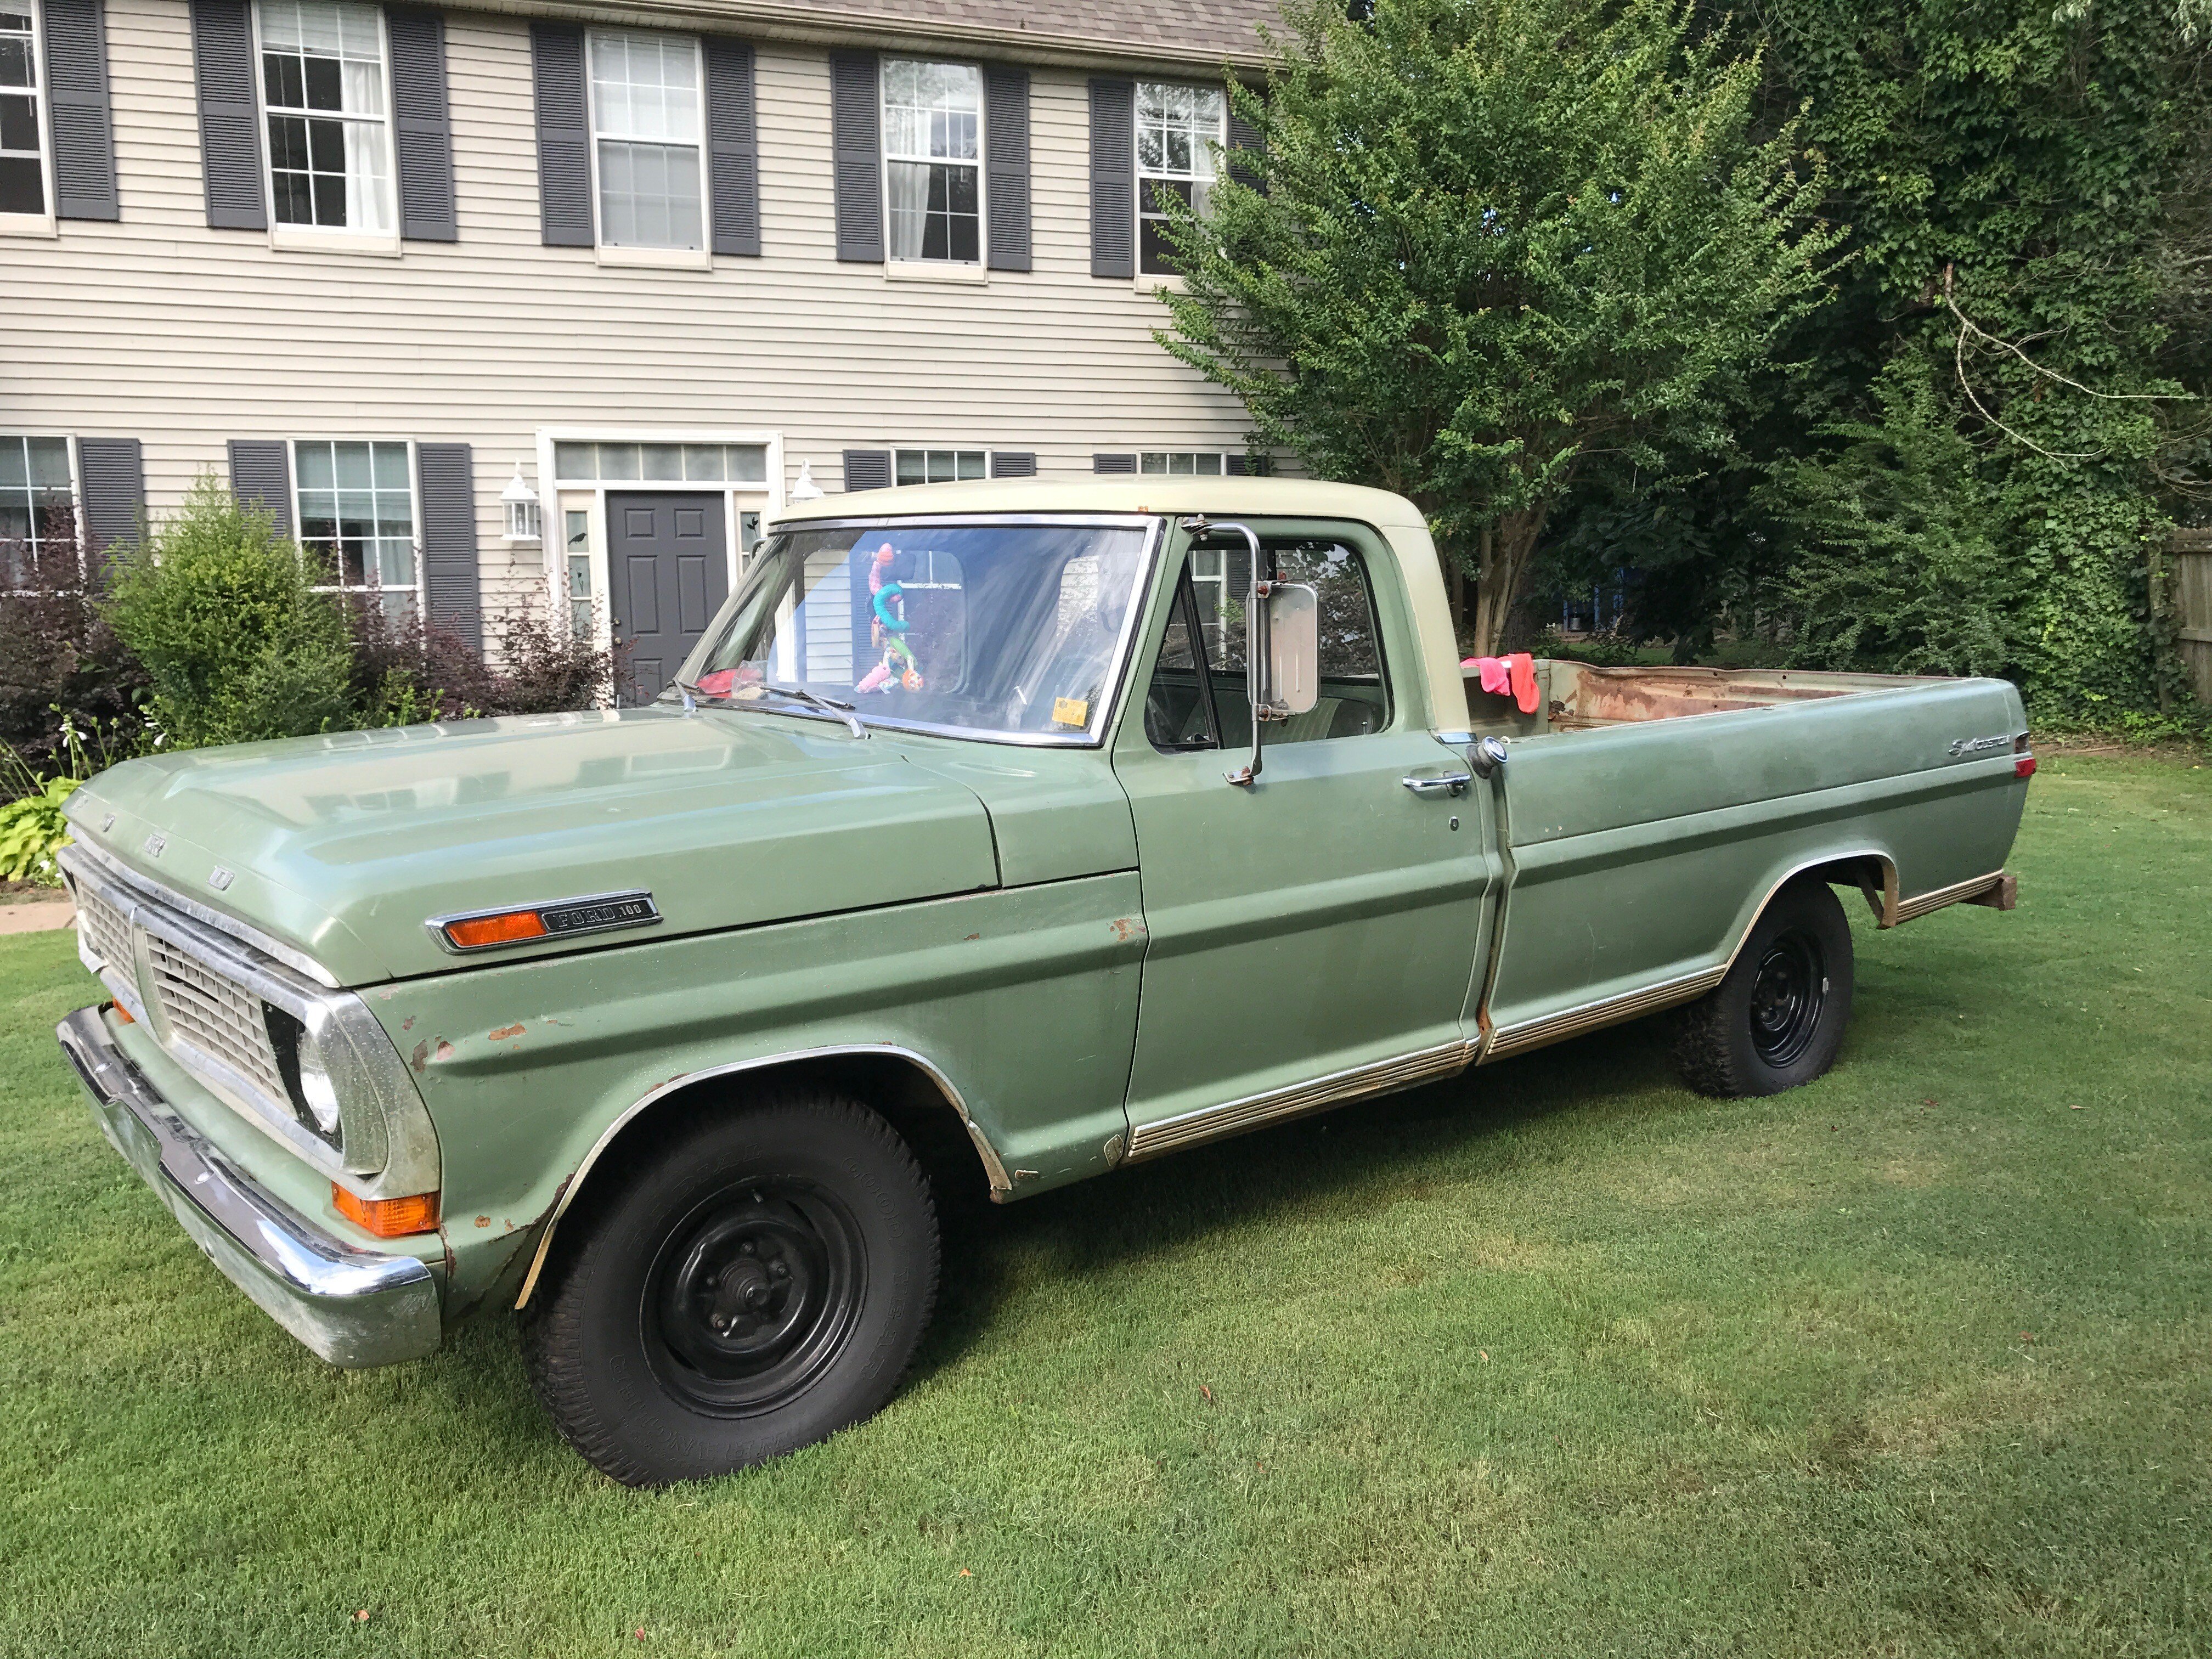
1052, 696, 1091, 728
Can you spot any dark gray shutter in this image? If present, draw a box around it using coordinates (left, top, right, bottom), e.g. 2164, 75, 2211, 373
1089, 78, 1134, 279
227, 440, 292, 534
387, 8, 455, 241
1093, 453, 1137, 475
416, 443, 482, 648
704, 37, 759, 256
830, 51, 881, 262
842, 450, 891, 491
984, 65, 1029, 273
75, 438, 142, 563
190, 0, 266, 229
41, 0, 117, 221
1226, 100, 1265, 194
990, 452, 1036, 479
531, 23, 592, 247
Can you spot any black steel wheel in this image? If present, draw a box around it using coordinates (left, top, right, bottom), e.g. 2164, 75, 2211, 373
1747, 931, 1827, 1069
522, 1090, 939, 1486
1673, 877, 1854, 1097
643, 1179, 866, 1417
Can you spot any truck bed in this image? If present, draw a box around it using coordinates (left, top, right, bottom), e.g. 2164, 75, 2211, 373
1465, 661, 1948, 738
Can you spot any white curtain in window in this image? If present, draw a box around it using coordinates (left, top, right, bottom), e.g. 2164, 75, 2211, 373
886, 162, 929, 259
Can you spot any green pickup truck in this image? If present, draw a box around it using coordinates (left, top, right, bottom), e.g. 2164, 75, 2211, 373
54, 479, 2032, 1485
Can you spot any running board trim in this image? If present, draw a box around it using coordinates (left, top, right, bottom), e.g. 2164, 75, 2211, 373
1480, 964, 1729, 1063
1124, 1040, 1476, 1162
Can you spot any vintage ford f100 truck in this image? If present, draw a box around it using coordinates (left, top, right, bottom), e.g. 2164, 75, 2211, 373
54, 479, 2032, 1484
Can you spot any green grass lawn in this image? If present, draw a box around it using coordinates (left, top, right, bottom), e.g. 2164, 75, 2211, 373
2, 755, 2207, 1658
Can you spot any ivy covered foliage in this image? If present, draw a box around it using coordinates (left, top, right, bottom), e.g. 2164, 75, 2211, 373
1164, 0, 2211, 716
1741, 0, 2212, 716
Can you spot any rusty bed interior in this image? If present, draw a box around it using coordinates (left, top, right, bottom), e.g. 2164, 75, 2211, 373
1464, 662, 1946, 739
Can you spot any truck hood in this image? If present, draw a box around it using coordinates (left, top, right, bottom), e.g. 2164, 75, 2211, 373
64, 708, 1000, 986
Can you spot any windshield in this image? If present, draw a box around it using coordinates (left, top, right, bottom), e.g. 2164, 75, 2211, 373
674, 520, 1154, 742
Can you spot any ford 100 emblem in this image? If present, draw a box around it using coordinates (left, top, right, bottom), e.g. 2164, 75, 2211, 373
1947, 734, 2010, 758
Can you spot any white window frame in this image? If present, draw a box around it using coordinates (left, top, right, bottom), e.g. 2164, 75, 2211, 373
250, 0, 401, 256
0, 431, 81, 589
536, 426, 787, 651
0, 0, 57, 238
1134, 80, 1224, 286
584, 29, 710, 270
880, 56, 986, 282
289, 437, 422, 608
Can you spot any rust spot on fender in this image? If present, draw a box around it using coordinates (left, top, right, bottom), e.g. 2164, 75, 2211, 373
488, 1023, 526, 1041
475, 1215, 490, 1228
410, 1040, 430, 1075
1108, 917, 1145, 943
963, 933, 981, 941
434, 1040, 455, 1063
402, 1015, 415, 1031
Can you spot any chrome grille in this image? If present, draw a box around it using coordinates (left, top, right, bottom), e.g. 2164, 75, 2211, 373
77, 883, 133, 971
143, 932, 290, 1107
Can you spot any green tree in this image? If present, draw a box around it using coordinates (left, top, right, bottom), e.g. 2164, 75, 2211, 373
1154, 0, 1846, 653
103, 475, 354, 748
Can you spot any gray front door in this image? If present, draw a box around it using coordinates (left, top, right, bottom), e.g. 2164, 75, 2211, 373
607, 493, 729, 704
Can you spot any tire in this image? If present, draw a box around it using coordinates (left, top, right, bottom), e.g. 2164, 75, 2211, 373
521, 1089, 940, 1487
1671, 878, 1855, 1098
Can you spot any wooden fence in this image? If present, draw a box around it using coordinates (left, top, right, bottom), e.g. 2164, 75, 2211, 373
2173, 529, 2212, 705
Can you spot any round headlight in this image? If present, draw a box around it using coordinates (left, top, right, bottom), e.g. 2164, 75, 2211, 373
296, 1032, 343, 1137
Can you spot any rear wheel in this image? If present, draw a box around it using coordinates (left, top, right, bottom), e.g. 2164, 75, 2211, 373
522, 1090, 939, 1486
1672, 878, 1855, 1097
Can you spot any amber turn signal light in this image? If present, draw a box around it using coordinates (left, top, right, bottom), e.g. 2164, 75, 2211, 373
442, 909, 548, 950
334, 1184, 440, 1238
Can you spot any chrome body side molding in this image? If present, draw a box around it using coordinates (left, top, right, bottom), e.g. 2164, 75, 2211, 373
1480, 965, 1729, 1062
1894, 868, 2012, 924
1123, 1040, 1477, 1163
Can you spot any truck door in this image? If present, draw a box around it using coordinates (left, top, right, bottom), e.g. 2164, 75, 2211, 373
1110, 518, 1493, 1160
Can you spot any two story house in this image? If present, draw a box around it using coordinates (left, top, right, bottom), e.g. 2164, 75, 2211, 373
1, 0, 1271, 680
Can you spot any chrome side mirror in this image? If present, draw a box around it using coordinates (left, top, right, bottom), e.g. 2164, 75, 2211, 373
1266, 582, 1319, 718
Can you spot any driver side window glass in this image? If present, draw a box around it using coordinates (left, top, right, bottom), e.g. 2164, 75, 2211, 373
1144, 535, 1390, 752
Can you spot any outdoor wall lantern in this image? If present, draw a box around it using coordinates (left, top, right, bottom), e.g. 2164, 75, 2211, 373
503, 466, 543, 544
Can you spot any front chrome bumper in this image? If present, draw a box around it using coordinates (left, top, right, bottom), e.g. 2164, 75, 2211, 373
55, 1006, 442, 1368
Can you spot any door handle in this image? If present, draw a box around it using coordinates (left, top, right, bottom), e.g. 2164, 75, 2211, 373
1402, 771, 1471, 799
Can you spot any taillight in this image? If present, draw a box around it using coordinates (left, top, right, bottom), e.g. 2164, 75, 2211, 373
2013, 731, 2035, 778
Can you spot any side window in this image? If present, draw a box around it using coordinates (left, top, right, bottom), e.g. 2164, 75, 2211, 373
1144, 535, 1389, 752
259, 0, 393, 233
882, 59, 980, 264
0, 3, 49, 221
588, 30, 704, 250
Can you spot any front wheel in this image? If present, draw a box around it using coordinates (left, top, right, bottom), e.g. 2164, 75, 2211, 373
521, 1090, 940, 1486
1671, 878, 1855, 1097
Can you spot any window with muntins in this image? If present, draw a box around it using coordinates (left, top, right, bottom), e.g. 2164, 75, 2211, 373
294, 440, 416, 606
894, 449, 985, 486
1141, 452, 1227, 476
589, 31, 702, 250
0, 3, 47, 216
1136, 82, 1222, 276
258, 0, 393, 232
882, 60, 980, 263
0, 436, 74, 585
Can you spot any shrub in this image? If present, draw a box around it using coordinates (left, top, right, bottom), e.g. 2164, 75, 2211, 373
0, 774, 80, 884
0, 507, 150, 770
103, 476, 354, 748
346, 589, 620, 724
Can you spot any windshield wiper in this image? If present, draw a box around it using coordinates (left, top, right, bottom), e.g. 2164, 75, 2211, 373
757, 682, 868, 740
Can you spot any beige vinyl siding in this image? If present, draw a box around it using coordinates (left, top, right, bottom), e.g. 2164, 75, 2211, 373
0, 0, 1252, 625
